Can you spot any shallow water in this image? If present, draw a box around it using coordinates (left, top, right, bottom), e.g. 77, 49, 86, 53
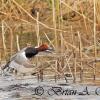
0, 75, 100, 100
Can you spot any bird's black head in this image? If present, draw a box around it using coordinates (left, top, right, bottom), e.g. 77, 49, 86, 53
25, 44, 54, 59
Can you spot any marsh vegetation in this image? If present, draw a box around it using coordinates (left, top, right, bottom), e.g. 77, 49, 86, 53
0, 0, 100, 90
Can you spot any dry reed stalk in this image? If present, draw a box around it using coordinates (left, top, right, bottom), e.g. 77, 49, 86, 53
36, 12, 40, 46
54, 60, 58, 83
0, 52, 1, 62
60, 33, 64, 53
50, 61, 68, 83
36, 12, 43, 82
59, 0, 67, 82
78, 0, 89, 38
1, 0, 4, 7
35, 59, 60, 81
77, 31, 83, 82
59, 0, 64, 53
57, 59, 68, 83
59, 24, 64, 54
63, 36, 89, 58
16, 34, 20, 51
93, 0, 97, 80
10, 29, 13, 56
52, 0, 62, 82
71, 26, 77, 83
59, 0, 67, 81
0, 30, 2, 61
86, 62, 100, 73
61, 0, 94, 24
87, 1, 94, 35
73, 52, 77, 83
43, 32, 55, 49
1, 21, 6, 58
52, 0, 58, 50
0, 10, 68, 33
5, 22, 14, 56
12, 0, 67, 33
65, 53, 74, 80
96, 0, 100, 25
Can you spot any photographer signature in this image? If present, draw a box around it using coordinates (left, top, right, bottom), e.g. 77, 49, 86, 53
32, 86, 100, 96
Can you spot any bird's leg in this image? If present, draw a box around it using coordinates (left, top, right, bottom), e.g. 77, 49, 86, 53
39, 69, 43, 82
6, 67, 10, 72
1, 66, 10, 76
9, 68, 14, 73
1, 69, 5, 76
37, 72, 40, 82
31, 72, 37, 76
14, 69, 18, 75
62, 73, 68, 83
64, 75, 68, 83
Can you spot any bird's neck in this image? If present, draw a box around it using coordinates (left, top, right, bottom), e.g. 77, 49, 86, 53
25, 47, 38, 58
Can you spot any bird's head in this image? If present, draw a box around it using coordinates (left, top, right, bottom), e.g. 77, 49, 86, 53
36, 44, 54, 53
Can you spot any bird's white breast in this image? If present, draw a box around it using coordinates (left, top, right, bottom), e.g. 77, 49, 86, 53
15, 51, 28, 65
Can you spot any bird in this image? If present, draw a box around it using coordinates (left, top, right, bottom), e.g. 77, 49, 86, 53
2, 44, 54, 75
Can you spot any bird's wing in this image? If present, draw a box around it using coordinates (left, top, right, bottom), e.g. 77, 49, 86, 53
2, 47, 28, 70
10, 47, 27, 61
5, 47, 27, 68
